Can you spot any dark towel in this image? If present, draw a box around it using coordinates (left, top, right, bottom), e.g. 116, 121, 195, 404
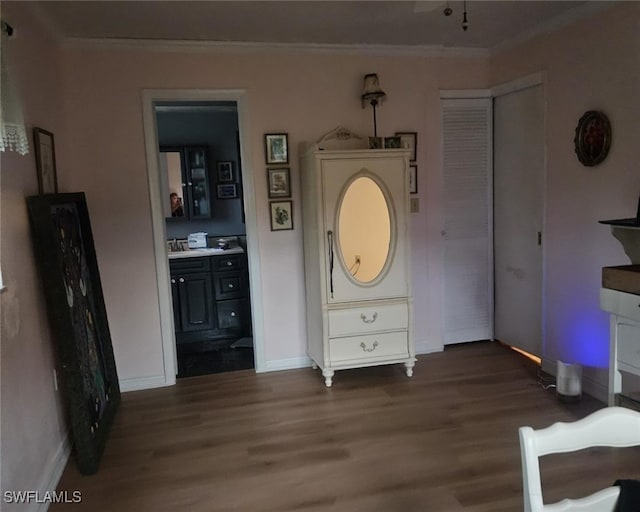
614, 480, 640, 512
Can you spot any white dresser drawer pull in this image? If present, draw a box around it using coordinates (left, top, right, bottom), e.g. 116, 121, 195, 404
360, 341, 379, 352
360, 312, 378, 324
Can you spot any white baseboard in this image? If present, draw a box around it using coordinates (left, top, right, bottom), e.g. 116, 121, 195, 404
260, 356, 312, 373
119, 374, 171, 392
541, 357, 608, 404
33, 434, 71, 512
415, 341, 443, 356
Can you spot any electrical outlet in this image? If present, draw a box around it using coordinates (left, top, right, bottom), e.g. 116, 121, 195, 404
410, 197, 419, 213
53, 369, 59, 391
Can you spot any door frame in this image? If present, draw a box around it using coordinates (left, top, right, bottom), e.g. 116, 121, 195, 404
142, 88, 265, 385
491, 72, 547, 358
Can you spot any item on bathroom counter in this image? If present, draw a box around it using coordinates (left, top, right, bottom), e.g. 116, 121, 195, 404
187, 232, 208, 249
167, 238, 188, 252
211, 236, 238, 250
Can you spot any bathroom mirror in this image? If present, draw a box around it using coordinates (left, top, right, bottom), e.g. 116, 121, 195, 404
338, 176, 391, 283
159, 149, 185, 218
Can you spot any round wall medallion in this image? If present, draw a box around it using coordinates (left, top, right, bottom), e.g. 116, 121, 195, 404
574, 110, 612, 167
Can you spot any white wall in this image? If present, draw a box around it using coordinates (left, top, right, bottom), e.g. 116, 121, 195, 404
57, 45, 488, 382
1, 3, 70, 507
490, 2, 640, 397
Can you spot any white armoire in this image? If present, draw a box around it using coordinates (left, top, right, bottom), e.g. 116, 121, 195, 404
301, 142, 415, 387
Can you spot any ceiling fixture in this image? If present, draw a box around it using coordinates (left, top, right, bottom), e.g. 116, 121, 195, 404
462, 1, 469, 31
441, 1, 469, 31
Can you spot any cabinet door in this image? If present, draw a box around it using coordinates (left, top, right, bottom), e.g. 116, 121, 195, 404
170, 277, 181, 332
214, 272, 244, 300
186, 147, 211, 219
177, 272, 216, 332
321, 155, 408, 303
217, 299, 246, 331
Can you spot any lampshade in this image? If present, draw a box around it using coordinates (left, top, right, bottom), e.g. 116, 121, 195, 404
361, 73, 386, 108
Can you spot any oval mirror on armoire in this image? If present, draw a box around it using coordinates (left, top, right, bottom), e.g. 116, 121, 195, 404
337, 175, 391, 283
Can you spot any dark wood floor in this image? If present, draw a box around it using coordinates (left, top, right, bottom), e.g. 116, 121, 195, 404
53, 341, 640, 511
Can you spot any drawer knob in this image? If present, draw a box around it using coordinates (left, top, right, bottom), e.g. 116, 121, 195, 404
228, 283, 234, 288
179, 278, 185, 283
230, 311, 236, 317
360, 341, 379, 353
170, 279, 176, 284
227, 261, 233, 266
360, 312, 378, 324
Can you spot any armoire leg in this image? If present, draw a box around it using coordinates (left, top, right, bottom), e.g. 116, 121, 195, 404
322, 369, 335, 387
404, 360, 415, 378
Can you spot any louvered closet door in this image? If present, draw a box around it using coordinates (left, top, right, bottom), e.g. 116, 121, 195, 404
441, 98, 493, 344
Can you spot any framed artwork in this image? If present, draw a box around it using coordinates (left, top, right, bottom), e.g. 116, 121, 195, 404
270, 200, 293, 231
396, 131, 417, 162
267, 167, 291, 198
368, 136, 382, 149
574, 110, 612, 167
409, 164, 418, 194
217, 161, 234, 182
26, 193, 121, 475
217, 183, 238, 199
264, 133, 289, 164
384, 136, 402, 149
33, 127, 58, 194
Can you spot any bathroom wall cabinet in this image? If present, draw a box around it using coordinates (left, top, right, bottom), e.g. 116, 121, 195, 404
161, 146, 211, 220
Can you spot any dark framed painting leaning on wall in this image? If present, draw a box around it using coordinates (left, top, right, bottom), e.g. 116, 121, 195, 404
26, 193, 120, 475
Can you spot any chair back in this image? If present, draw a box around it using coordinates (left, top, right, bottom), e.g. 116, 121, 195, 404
519, 406, 640, 512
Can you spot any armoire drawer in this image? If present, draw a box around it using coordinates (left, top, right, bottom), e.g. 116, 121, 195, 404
328, 303, 408, 337
329, 331, 408, 363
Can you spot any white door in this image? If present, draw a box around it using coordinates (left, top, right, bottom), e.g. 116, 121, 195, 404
493, 84, 544, 356
321, 154, 408, 303
441, 97, 493, 344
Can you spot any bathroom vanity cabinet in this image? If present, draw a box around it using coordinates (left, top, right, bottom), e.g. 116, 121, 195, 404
169, 249, 249, 344
300, 147, 415, 387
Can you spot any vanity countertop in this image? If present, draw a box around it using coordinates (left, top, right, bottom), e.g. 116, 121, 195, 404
168, 246, 244, 260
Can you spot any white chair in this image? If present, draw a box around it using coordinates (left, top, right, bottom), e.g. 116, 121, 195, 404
519, 406, 640, 512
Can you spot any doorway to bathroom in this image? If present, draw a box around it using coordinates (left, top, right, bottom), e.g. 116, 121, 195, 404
142, 89, 265, 385
157, 101, 253, 377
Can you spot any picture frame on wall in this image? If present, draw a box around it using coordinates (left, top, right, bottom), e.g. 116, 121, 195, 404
409, 164, 418, 194
217, 183, 238, 199
217, 161, 234, 182
33, 127, 58, 194
26, 192, 121, 475
368, 136, 382, 149
264, 133, 289, 164
267, 167, 291, 198
270, 200, 293, 231
384, 136, 402, 149
396, 132, 417, 162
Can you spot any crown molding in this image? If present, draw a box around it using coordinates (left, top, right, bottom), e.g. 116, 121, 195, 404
490, 1, 617, 56
60, 37, 490, 59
